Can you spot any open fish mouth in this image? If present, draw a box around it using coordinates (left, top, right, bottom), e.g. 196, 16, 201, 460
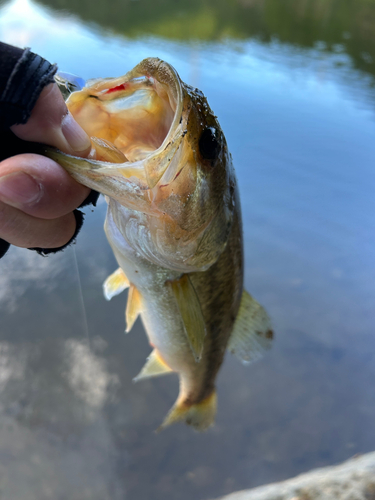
49, 58, 187, 193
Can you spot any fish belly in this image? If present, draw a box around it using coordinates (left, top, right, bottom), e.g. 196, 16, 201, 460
105, 202, 204, 385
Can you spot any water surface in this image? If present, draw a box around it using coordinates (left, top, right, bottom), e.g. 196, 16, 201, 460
0, 1, 375, 499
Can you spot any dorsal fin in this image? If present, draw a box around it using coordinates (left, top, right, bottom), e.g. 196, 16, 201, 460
228, 290, 273, 364
168, 274, 206, 362
133, 349, 173, 382
103, 267, 129, 301
125, 284, 143, 332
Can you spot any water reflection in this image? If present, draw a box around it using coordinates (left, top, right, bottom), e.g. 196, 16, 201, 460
65, 338, 119, 414
0, 337, 118, 430
0, 247, 67, 311
35, 0, 375, 78
0, 0, 375, 499
0, 337, 123, 499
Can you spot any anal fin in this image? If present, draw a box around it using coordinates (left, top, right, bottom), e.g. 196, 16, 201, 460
133, 349, 173, 382
103, 267, 129, 301
228, 290, 273, 364
125, 284, 142, 332
168, 274, 206, 362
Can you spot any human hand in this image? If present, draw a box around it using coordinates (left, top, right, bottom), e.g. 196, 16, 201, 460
0, 82, 92, 250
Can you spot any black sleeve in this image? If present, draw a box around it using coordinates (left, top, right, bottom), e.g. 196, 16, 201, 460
0, 42, 57, 129
0, 42, 99, 259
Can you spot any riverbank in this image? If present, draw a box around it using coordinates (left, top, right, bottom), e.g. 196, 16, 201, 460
214, 452, 375, 500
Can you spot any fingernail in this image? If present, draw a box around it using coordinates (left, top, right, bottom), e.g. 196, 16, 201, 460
61, 112, 91, 152
0, 172, 42, 206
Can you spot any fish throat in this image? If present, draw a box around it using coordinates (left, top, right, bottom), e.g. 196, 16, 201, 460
67, 58, 185, 190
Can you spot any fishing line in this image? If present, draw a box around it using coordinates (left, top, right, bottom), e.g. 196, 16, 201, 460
72, 245, 91, 348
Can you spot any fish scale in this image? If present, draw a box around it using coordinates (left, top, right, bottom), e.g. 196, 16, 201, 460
49, 58, 273, 431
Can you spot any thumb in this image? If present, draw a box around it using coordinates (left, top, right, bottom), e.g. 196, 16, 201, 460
11, 82, 91, 158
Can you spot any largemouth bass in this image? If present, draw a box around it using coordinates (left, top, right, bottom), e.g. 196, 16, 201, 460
49, 58, 273, 431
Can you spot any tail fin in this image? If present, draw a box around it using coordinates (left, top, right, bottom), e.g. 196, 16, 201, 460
157, 391, 217, 432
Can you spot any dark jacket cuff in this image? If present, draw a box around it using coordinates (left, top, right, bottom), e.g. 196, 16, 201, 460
0, 190, 100, 259
28, 191, 100, 255
0, 43, 57, 129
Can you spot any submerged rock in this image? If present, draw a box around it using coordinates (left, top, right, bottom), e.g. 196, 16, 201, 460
214, 452, 375, 500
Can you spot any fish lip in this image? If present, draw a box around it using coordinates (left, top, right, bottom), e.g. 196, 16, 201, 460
147, 58, 184, 155
123, 58, 186, 188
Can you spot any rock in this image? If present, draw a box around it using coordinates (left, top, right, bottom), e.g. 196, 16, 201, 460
213, 452, 375, 500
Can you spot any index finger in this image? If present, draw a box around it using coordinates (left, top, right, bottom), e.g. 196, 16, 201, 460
11, 83, 91, 157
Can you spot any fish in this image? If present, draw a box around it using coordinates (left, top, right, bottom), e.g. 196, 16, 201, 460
48, 58, 273, 431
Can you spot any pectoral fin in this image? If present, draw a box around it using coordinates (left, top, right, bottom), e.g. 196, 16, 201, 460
228, 290, 273, 364
125, 284, 143, 332
103, 268, 130, 301
133, 349, 173, 382
168, 274, 206, 362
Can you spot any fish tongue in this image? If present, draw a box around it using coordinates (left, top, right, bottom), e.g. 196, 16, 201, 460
88, 137, 128, 163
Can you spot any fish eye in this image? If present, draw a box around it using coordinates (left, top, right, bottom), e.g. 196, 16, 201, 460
199, 127, 221, 161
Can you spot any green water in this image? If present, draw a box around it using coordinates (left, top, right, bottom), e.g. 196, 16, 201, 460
0, 1, 374, 499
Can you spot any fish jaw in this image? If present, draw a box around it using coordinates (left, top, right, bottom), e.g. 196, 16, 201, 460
47, 57, 188, 214
45, 148, 154, 215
